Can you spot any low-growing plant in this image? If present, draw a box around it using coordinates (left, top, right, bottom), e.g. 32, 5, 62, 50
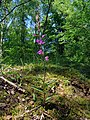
32, 13, 55, 106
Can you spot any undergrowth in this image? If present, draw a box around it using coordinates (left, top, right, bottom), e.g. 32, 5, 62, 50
0, 63, 90, 120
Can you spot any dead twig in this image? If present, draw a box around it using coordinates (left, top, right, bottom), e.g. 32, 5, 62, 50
0, 76, 25, 93
0, 0, 31, 23
15, 105, 41, 119
43, 111, 53, 119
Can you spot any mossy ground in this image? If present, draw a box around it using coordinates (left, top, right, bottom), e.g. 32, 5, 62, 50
0, 64, 90, 120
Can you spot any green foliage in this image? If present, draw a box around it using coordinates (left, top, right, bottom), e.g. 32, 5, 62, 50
53, 0, 90, 66
0, 0, 90, 69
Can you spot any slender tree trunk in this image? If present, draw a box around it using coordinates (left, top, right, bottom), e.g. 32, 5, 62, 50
0, 0, 7, 65
0, 27, 2, 64
20, 4, 26, 63
21, 10, 25, 44
0, 23, 3, 66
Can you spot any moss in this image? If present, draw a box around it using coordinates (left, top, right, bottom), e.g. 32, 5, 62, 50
0, 63, 90, 119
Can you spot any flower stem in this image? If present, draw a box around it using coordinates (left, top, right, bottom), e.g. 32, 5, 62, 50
43, 54, 46, 106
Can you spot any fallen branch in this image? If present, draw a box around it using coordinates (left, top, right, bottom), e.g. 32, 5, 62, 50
0, 76, 25, 93
43, 111, 53, 119
15, 105, 41, 119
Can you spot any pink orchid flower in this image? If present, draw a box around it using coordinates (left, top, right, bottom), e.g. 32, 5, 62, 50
36, 39, 45, 45
45, 56, 49, 61
42, 34, 46, 38
37, 49, 44, 55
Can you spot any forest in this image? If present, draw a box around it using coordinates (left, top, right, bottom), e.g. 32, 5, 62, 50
0, 0, 90, 119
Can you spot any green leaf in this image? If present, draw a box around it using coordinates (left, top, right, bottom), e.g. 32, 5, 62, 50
31, 86, 43, 93
46, 96, 52, 101
43, 82, 48, 88
32, 93, 36, 101
47, 79, 56, 85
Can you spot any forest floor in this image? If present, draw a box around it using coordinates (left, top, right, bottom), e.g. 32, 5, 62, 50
0, 64, 90, 120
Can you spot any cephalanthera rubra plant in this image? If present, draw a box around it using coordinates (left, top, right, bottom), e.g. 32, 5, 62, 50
32, 33, 50, 105
32, 12, 56, 106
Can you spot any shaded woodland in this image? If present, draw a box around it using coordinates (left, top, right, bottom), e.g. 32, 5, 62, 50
0, 0, 90, 120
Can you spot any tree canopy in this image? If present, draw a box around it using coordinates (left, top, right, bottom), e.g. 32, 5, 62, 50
0, 0, 90, 67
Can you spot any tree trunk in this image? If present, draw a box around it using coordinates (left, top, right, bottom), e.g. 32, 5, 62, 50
0, 23, 3, 66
